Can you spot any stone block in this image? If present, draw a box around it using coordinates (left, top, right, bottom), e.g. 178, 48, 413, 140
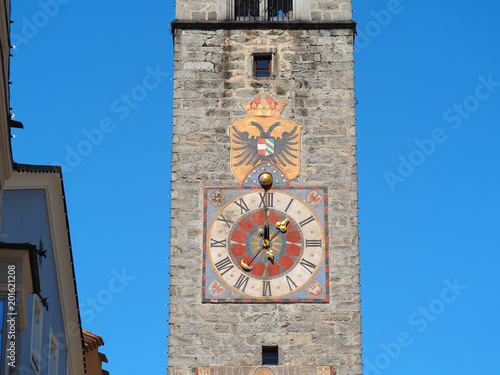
184, 62, 214, 72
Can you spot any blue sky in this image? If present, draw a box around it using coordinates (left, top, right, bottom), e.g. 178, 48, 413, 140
8, 1, 500, 374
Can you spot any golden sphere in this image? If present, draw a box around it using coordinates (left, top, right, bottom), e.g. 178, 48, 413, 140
258, 173, 273, 191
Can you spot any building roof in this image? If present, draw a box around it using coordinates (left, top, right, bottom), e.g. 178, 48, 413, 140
83, 330, 105, 352
99, 353, 109, 364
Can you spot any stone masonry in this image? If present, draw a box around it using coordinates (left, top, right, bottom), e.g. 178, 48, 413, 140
169, 1, 360, 375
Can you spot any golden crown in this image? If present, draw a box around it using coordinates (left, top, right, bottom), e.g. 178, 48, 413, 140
241, 92, 286, 117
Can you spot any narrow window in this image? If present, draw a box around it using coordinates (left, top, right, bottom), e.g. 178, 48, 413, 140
48, 330, 59, 375
254, 55, 272, 77
262, 346, 279, 365
30, 296, 43, 373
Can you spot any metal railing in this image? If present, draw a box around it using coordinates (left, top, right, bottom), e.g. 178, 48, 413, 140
267, 0, 293, 21
235, 0, 260, 21
235, 0, 293, 21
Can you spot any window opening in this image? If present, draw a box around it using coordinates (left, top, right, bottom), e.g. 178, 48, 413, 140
254, 55, 272, 77
262, 346, 279, 365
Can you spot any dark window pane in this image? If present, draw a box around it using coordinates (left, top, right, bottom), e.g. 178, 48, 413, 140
256, 60, 269, 69
262, 346, 278, 365
254, 55, 272, 77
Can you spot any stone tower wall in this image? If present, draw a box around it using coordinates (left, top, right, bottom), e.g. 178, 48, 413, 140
175, 0, 218, 21
169, 1, 360, 375
309, 0, 352, 21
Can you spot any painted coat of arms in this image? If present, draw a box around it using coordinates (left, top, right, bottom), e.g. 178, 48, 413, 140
230, 92, 302, 183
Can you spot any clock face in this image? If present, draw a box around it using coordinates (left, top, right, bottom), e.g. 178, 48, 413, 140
203, 187, 329, 302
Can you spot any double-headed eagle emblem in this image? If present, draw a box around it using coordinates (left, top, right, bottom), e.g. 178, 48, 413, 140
229, 92, 302, 183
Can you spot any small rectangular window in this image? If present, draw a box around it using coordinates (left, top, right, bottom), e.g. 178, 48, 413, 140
254, 55, 272, 77
262, 346, 278, 365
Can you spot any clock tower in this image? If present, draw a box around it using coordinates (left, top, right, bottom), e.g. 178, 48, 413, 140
169, 1, 360, 375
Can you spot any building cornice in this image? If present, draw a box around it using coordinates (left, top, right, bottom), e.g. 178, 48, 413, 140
171, 20, 357, 33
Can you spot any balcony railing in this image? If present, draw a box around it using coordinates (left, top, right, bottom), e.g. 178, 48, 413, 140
235, 0, 293, 21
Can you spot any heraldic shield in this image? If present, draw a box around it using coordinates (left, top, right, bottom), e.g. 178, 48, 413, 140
229, 92, 302, 183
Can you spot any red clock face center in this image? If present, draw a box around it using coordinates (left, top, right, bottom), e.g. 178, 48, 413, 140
228, 209, 304, 279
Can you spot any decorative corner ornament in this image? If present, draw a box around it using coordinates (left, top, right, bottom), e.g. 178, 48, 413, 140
230, 91, 302, 185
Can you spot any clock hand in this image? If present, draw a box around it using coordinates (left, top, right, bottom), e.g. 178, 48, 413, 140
266, 218, 289, 260
257, 189, 271, 247
241, 243, 268, 271
262, 188, 271, 246
275, 218, 289, 233
258, 173, 273, 245
241, 219, 291, 271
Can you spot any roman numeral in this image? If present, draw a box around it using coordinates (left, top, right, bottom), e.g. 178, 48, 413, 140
259, 192, 274, 208
217, 214, 233, 228
285, 198, 294, 213
306, 239, 322, 247
286, 275, 298, 291
300, 259, 317, 274
299, 215, 315, 227
234, 198, 250, 214
210, 238, 227, 248
262, 281, 272, 297
214, 256, 234, 276
234, 274, 249, 292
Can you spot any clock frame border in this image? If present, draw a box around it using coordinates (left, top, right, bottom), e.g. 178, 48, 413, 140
202, 186, 330, 303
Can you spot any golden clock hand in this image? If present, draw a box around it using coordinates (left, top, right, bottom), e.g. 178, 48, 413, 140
241, 243, 268, 271
263, 189, 270, 242
258, 173, 273, 243
276, 218, 289, 233
266, 219, 290, 260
